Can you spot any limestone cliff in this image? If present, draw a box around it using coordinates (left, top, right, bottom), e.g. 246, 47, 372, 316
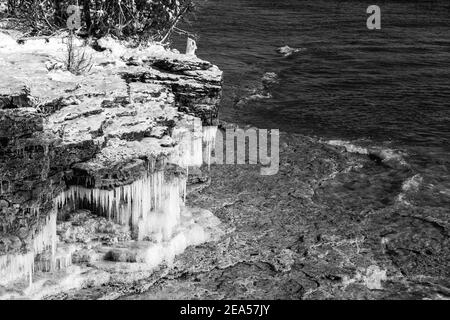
0, 32, 222, 291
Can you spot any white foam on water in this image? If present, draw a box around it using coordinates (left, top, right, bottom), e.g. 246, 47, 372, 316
374, 148, 409, 167
396, 174, 423, 206
327, 140, 409, 169
401, 174, 423, 193
327, 140, 369, 155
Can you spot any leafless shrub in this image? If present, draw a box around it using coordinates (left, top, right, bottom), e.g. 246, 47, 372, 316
5, 0, 201, 43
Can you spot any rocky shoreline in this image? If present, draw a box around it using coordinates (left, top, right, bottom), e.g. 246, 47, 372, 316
34, 129, 448, 300
0, 30, 448, 300
0, 30, 224, 299
122, 131, 449, 300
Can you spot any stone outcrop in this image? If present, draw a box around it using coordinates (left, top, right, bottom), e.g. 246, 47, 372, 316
0, 32, 222, 290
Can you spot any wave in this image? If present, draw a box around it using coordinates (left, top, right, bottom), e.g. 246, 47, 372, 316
326, 140, 409, 169
326, 140, 427, 207
327, 140, 369, 155
369, 148, 409, 168
396, 174, 423, 206
401, 174, 423, 193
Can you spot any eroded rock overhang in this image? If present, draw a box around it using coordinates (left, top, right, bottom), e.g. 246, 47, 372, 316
0, 32, 222, 286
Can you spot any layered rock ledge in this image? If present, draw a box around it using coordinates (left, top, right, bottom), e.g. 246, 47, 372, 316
0, 31, 222, 296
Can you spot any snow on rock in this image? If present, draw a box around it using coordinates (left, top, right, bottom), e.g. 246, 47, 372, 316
0, 30, 223, 294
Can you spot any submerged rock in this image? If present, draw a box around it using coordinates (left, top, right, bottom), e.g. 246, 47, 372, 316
276, 45, 304, 57
234, 72, 278, 108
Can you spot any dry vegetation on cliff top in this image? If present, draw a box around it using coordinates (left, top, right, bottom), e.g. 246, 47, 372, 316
1, 0, 204, 43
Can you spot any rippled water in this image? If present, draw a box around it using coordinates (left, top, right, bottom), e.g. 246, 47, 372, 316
174, 0, 450, 207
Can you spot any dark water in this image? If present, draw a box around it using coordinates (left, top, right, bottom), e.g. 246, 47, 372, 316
174, 0, 450, 206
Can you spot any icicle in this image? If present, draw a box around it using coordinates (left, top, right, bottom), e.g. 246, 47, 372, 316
32, 209, 57, 265
0, 208, 58, 286
169, 119, 204, 168
136, 177, 184, 241
203, 126, 218, 169
0, 252, 34, 286
54, 245, 76, 271
169, 122, 217, 170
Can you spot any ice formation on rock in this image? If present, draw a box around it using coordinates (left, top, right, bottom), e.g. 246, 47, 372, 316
33, 209, 57, 260
0, 123, 217, 288
54, 172, 187, 241
0, 31, 223, 291
0, 252, 34, 286
170, 121, 217, 169
0, 209, 57, 286
203, 126, 218, 168
171, 119, 204, 168
53, 245, 77, 271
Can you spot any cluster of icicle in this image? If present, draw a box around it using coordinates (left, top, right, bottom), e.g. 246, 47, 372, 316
171, 119, 204, 168
170, 117, 217, 169
34, 245, 76, 273
0, 122, 218, 287
0, 209, 58, 286
54, 172, 187, 241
